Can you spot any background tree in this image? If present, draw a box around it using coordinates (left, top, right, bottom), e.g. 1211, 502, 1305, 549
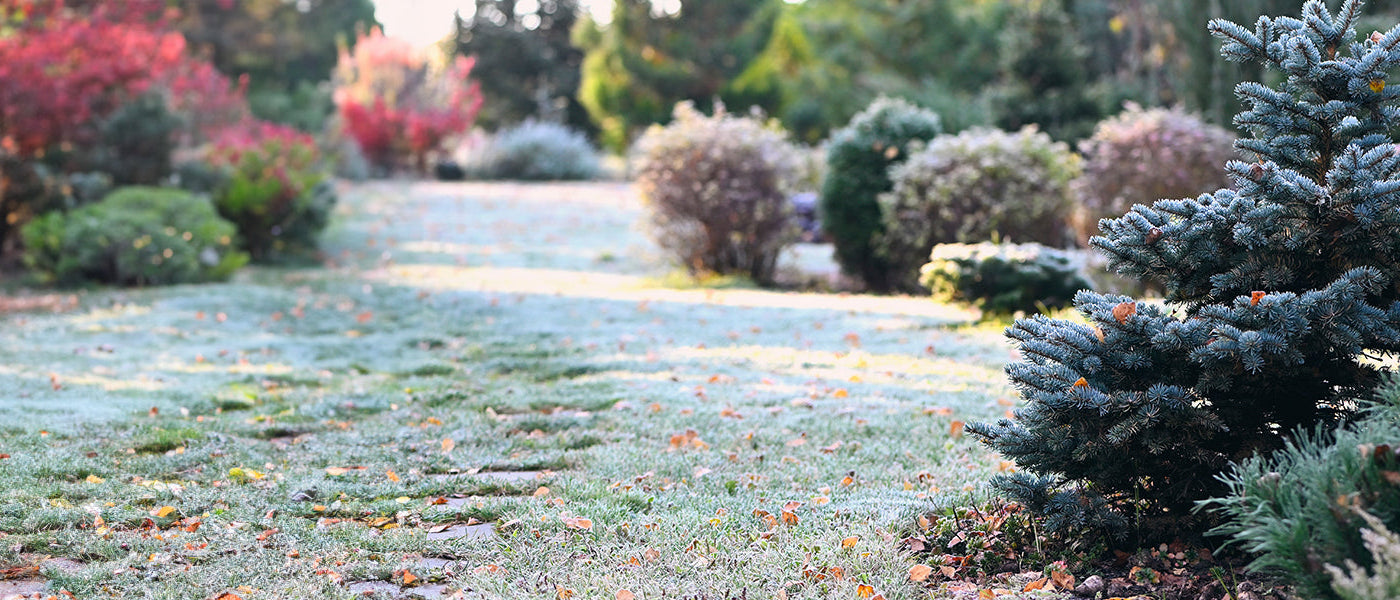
175, 0, 378, 131
452, 0, 590, 133
574, 0, 781, 151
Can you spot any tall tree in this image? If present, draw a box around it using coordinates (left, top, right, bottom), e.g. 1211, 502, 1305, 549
452, 0, 589, 132
575, 0, 781, 151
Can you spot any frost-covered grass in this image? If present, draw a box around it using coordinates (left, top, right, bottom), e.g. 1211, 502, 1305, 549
0, 181, 1033, 599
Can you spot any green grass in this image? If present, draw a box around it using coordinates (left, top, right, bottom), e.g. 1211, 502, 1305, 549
0, 181, 1037, 599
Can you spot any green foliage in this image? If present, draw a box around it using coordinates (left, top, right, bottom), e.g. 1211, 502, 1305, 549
453, 0, 590, 133
1328, 512, 1400, 600
634, 103, 801, 285
87, 91, 180, 185
21, 186, 247, 286
1204, 379, 1400, 600
247, 82, 334, 134
880, 127, 1079, 292
469, 121, 600, 181
971, 0, 1400, 542
920, 243, 1089, 316
575, 0, 781, 151
1072, 105, 1237, 245
207, 126, 334, 261
819, 97, 941, 293
989, 0, 1107, 142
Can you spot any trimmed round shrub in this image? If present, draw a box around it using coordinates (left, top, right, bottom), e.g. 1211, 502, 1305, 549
634, 102, 801, 285
819, 97, 941, 292
1072, 104, 1235, 245
471, 121, 600, 181
879, 127, 1079, 292
206, 122, 335, 261
920, 242, 1089, 315
21, 186, 248, 286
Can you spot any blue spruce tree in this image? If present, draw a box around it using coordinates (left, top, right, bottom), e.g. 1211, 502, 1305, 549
970, 0, 1400, 539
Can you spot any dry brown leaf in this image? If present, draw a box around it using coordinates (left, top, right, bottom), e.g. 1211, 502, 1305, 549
856, 584, 875, 599
616, 590, 636, 600
949, 420, 965, 439
909, 564, 933, 582
1112, 302, 1136, 324
841, 536, 858, 549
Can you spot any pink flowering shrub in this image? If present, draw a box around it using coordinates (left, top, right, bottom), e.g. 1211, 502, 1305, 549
1072, 105, 1237, 245
204, 121, 334, 260
333, 28, 483, 174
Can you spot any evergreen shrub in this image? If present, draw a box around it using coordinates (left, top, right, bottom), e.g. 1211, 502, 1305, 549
1205, 379, 1400, 600
89, 91, 181, 186
1073, 105, 1237, 245
471, 121, 600, 181
206, 122, 335, 261
920, 243, 1089, 316
634, 103, 801, 286
970, 0, 1400, 541
819, 97, 941, 292
880, 127, 1079, 292
21, 186, 247, 286
1328, 513, 1400, 600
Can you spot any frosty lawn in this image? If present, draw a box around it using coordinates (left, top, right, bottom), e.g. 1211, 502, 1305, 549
0, 181, 1030, 599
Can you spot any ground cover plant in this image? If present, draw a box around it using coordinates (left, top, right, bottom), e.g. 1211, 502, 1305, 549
971, 0, 1400, 543
0, 180, 1037, 599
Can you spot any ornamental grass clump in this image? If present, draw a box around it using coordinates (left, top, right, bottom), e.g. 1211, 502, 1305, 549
634, 103, 802, 286
970, 0, 1400, 542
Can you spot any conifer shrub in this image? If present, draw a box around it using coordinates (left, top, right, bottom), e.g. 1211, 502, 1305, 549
819, 97, 941, 292
634, 103, 801, 286
920, 243, 1089, 316
1072, 105, 1237, 246
21, 186, 247, 286
470, 121, 600, 181
1328, 513, 1400, 600
1204, 380, 1400, 600
880, 127, 1079, 292
970, 0, 1400, 541
205, 122, 335, 261
88, 91, 181, 186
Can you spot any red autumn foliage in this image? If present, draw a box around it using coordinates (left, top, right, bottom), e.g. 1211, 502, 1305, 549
0, 0, 248, 158
334, 28, 483, 173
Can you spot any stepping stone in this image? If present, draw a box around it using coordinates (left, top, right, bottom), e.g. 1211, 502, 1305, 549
425, 523, 497, 541
474, 471, 543, 484
0, 579, 48, 599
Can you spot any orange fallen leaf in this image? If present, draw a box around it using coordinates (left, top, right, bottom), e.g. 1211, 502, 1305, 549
557, 586, 575, 599
833, 388, 850, 398
1073, 377, 1089, 388
533, 486, 550, 497
781, 510, 799, 525
978, 590, 995, 600
1250, 291, 1266, 306
441, 438, 455, 454
1023, 578, 1047, 592
856, 584, 876, 599
1112, 302, 1136, 324
841, 536, 858, 549
643, 548, 661, 562
356, 311, 374, 323
386, 470, 400, 482
616, 591, 636, 600
1050, 570, 1075, 589
949, 420, 965, 439
909, 564, 933, 582
399, 569, 418, 585
152, 506, 176, 518
563, 517, 594, 530
213, 593, 243, 600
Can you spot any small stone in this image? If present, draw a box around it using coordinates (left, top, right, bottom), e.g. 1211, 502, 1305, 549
290, 488, 318, 502
1074, 575, 1105, 597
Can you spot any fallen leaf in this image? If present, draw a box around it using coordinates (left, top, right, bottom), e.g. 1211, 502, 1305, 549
533, 486, 550, 497
909, 564, 933, 582
1023, 578, 1047, 592
643, 548, 661, 562
1250, 291, 1265, 306
833, 388, 849, 398
841, 536, 858, 549
1050, 570, 1075, 589
1112, 302, 1136, 324
949, 420, 965, 439
441, 438, 455, 454
856, 584, 875, 599
557, 586, 575, 599
616, 590, 636, 600
85, 474, 105, 484
152, 506, 176, 518
1073, 377, 1089, 388
399, 569, 418, 585
356, 311, 374, 323
563, 517, 594, 530
386, 470, 400, 482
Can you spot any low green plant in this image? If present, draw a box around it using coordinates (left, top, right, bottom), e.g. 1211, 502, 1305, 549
470, 120, 600, 181
21, 186, 247, 286
819, 97, 942, 292
920, 243, 1089, 316
880, 127, 1079, 292
1202, 379, 1400, 600
89, 90, 181, 186
207, 122, 334, 260
1328, 512, 1400, 600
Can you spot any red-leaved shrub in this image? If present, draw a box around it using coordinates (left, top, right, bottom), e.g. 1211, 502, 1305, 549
333, 28, 483, 174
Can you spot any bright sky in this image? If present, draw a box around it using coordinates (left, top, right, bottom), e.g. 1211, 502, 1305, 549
373, 0, 614, 47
